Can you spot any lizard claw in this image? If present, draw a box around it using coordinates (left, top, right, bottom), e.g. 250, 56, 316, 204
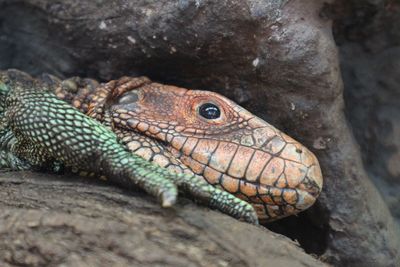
242, 207, 259, 225
160, 189, 177, 207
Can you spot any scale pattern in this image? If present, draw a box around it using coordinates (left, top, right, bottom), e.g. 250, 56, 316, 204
0, 70, 323, 222
0, 70, 258, 224
80, 77, 323, 221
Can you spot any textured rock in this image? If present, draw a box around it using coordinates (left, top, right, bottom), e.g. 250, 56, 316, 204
0, 171, 325, 267
0, 0, 399, 266
332, 0, 400, 223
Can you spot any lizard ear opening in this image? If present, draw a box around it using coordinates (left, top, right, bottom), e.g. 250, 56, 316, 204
117, 91, 140, 104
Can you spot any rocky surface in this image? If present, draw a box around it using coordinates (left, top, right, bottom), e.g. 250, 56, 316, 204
0, 0, 399, 266
332, 0, 400, 224
0, 171, 325, 267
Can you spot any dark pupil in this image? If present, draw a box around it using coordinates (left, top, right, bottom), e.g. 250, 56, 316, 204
199, 103, 221, 119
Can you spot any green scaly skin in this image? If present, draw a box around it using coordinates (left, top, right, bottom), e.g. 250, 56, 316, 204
0, 71, 258, 224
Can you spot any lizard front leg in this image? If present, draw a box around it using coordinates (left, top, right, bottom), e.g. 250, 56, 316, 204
2, 81, 258, 224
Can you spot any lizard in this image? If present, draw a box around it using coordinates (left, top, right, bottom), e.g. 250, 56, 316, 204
0, 69, 323, 223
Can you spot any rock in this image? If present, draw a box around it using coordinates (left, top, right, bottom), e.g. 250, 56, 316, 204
332, 0, 400, 224
0, 0, 399, 266
0, 171, 325, 267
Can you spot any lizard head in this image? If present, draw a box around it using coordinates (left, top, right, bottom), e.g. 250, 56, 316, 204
89, 77, 323, 221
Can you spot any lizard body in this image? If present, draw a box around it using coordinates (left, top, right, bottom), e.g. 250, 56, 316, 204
0, 70, 257, 223
0, 69, 323, 222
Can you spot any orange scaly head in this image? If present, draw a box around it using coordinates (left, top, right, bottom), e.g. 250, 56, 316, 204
88, 77, 323, 222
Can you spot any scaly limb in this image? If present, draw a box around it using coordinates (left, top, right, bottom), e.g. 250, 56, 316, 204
1, 80, 258, 224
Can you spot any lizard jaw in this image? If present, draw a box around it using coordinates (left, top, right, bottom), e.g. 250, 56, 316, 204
107, 81, 323, 221
114, 118, 323, 221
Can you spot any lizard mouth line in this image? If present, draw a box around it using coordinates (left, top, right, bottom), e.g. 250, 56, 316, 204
105, 77, 323, 221
115, 125, 319, 214
1, 71, 323, 224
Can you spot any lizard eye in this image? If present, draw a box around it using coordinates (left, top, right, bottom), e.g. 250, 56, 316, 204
118, 91, 139, 104
198, 103, 221, 119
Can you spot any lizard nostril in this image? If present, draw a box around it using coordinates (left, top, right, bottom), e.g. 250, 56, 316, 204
296, 148, 303, 154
